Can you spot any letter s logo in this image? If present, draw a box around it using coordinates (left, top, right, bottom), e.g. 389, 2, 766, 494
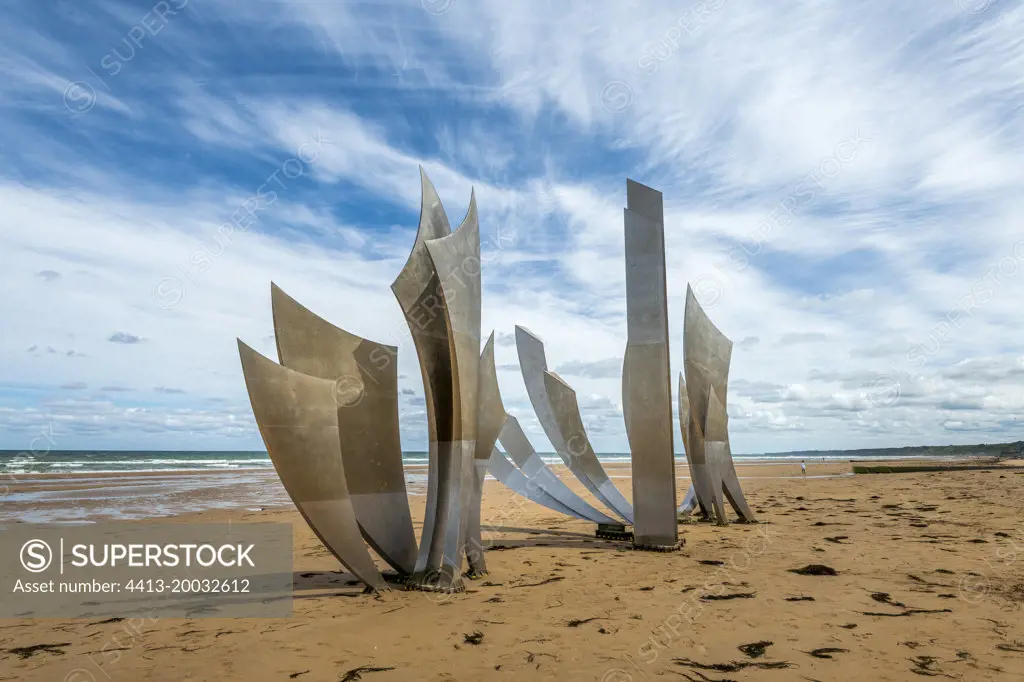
21, 539, 53, 572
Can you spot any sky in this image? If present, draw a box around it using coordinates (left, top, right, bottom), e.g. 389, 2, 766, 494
1, 0, 1022, 454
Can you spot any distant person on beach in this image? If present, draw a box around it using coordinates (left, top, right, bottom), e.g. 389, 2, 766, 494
801, 460, 807, 476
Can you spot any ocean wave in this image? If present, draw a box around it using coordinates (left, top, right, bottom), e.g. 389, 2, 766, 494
0, 448, 983, 477
2, 462, 276, 475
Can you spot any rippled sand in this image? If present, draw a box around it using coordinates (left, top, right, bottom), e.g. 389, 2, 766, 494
2, 461, 1022, 681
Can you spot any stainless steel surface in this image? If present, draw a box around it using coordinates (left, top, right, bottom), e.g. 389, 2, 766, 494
237, 340, 388, 592
678, 373, 691, 459
515, 325, 634, 523
682, 285, 756, 524
703, 385, 730, 525
390, 167, 460, 591
422, 190, 483, 589
622, 178, 677, 548
543, 369, 635, 524
706, 384, 756, 523
677, 373, 699, 516
487, 445, 587, 519
270, 283, 417, 575
498, 415, 619, 525
465, 332, 504, 576
678, 485, 698, 514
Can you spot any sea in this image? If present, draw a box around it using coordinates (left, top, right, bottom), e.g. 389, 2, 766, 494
0, 448, 963, 476
0, 448, 973, 524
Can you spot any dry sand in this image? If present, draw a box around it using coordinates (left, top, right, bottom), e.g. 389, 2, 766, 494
2, 461, 1022, 681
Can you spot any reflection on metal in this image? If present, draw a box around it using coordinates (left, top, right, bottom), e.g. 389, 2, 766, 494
498, 415, 619, 525
465, 333, 504, 577
420, 190, 482, 590
235, 168, 772, 599
706, 385, 756, 523
516, 326, 634, 523
391, 167, 455, 590
515, 326, 569, 460
241, 167, 494, 596
678, 485, 698, 514
622, 178, 677, 549
677, 374, 698, 515
682, 285, 756, 524
543, 370, 635, 524
270, 283, 417, 576
488, 445, 586, 519
686, 415, 713, 519
237, 341, 388, 592
702, 386, 730, 525
720, 454, 754, 522
678, 373, 691, 457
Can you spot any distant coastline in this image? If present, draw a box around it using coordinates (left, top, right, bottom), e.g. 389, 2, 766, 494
1, 440, 1020, 475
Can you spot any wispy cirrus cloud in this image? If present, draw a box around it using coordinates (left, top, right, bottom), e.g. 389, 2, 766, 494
0, 0, 1021, 452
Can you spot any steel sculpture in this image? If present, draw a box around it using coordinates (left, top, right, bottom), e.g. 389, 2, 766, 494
238, 341, 389, 592
240, 168, 489, 594
621, 178, 677, 550
678, 374, 691, 459
705, 384, 755, 522
487, 446, 587, 519
464, 333, 505, 577
678, 485, 698, 514
416, 189, 483, 591
677, 374, 699, 515
682, 285, 756, 524
270, 283, 417, 575
516, 326, 635, 524
543, 370, 636, 525
234, 167, 768, 601
497, 415, 619, 525
701, 385, 731, 524
390, 168, 457, 590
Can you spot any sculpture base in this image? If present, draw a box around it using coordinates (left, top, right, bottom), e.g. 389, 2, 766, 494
405, 580, 466, 594
404, 571, 466, 594
595, 523, 633, 541
632, 541, 683, 552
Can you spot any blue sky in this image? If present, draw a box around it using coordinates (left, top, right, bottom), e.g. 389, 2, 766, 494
1, 0, 1022, 453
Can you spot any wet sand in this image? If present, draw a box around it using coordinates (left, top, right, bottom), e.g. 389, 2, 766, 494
1, 468, 427, 524
2, 461, 1022, 681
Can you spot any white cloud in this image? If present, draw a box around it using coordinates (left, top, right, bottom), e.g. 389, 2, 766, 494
0, 0, 1021, 452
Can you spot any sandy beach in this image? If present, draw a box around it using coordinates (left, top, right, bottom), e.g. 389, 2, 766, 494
2, 460, 1022, 681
